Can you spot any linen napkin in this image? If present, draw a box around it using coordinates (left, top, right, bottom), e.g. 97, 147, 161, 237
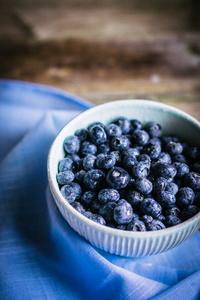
0, 80, 200, 300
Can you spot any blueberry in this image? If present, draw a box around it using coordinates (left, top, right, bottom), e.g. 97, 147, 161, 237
164, 205, 180, 217
123, 155, 137, 172
122, 147, 140, 158
96, 153, 116, 169
145, 122, 162, 138
71, 201, 86, 214
140, 198, 162, 218
61, 184, 77, 203
83, 154, 96, 171
58, 157, 73, 172
146, 219, 166, 231
75, 128, 89, 142
130, 119, 142, 132
110, 151, 122, 166
64, 135, 81, 154
156, 191, 176, 208
106, 123, 122, 138
156, 152, 172, 164
165, 182, 179, 195
113, 199, 134, 224
185, 146, 200, 162
81, 141, 97, 156
134, 178, 153, 195
127, 190, 144, 207
98, 188, 120, 204
140, 215, 154, 225
137, 154, 151, 166
117, 224, 127, 230
165, 141, 183, 155
88, 122, 105, 131
74, 169, 86, 183
80, 191, 97, 207
99, 202, 117, 221
66, 153, 81, 163
176, 187, 195, 208
83, 211, 94, 219
132, 161, 150, 178
181, 205, 200, 221
113, 116, 131, 134
56, 170, 75, 185
162, 136, 180, 146
154, 162, 177, 179
98, 140, 110, 154
173, 162, 189, 178
183, 172, 200, 191
132, 129, 149, 146
153, 177, 168, 194
84, 169, 105, 191
89, 124, 107, 145
70, 182, 82, 199
111, 135, 130, 151
172, 154, 187, 164
106, 167, 130, 189
164, 215, 182, 227
89, 214, 106, 225
127, 219, 146, 231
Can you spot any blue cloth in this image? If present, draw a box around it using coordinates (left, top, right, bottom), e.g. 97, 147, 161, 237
0, 79, 200, 300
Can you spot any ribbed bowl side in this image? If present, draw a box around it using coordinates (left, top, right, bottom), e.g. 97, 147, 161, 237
53, 192, 200, 257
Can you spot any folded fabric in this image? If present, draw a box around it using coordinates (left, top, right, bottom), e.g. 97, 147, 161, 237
0, 80, 200, 300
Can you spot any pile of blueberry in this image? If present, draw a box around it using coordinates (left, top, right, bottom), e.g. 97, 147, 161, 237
57, 116, 200, 231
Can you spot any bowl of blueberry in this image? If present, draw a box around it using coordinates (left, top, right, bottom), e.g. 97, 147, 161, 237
47, 100, 200, 257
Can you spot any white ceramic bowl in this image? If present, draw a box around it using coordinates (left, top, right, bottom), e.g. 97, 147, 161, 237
47, 100, 200, 257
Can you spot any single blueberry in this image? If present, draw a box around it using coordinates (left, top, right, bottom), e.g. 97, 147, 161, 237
123, 155, 137, 172
70, 182, 82, 199
173, 162, 189, 178
145, 121, 162, 138
185, 146, 200, 162
57, 170, 75, 185
127, 219, 146, 231
140, 198, 162, 218
181, 205, 200, 221
98, 140, 110, 154
165, 182, 179, 195
71, 201, 86, 214
156, 152, 172, 164
172, 154, 187, 164
162, 136, 180, 146
113, 199, 134, 224
96, 153, 116, 169
110, 151, 122, 166
132, 161, 150, 178
183, 172, 200, 191
66, 153, 81, 163
132, 129, 149, 146
80, 191, 97, 207
141, 215, 154, 225
134, 178, 153, 195
83, 211, 94, 219
75, 128, 89, 142
83, 154, 96, 171
164, 215, 182, 227
61, 184, 76, 203
64, 135, 81, 154
74, 169, 86, 183
117, 224, 127, 230
176, 187, 195, 208
153, 177, 168, 194
146, 219, 165, 231
105, 123, 122, 138
165, 141, 183, 155
122, 147, 140, 158
83, 169, 105, 191
156, 191, 176, 208
127, 190, 144, 207
113, 116, 131, 134
106, 166, 130, 189
164, 205, 180, 217
89, 124, 107, 145
137, 154, 151, 167
91, 200, 102, 213
58, 157, 73, 172
130, 119, 142, 132
111, 135, 130, 151
81, 141, 97, 156
99, 202, 117, 221
88, 122, 105, 131
98, 188, 120, 204
89, 214, 106, 226
154, 162, 177, 179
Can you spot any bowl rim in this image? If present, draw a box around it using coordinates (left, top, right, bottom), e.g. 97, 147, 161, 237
47, 99, 200, 238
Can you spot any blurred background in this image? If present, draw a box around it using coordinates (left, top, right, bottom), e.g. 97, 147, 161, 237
0, 0, 200, 119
